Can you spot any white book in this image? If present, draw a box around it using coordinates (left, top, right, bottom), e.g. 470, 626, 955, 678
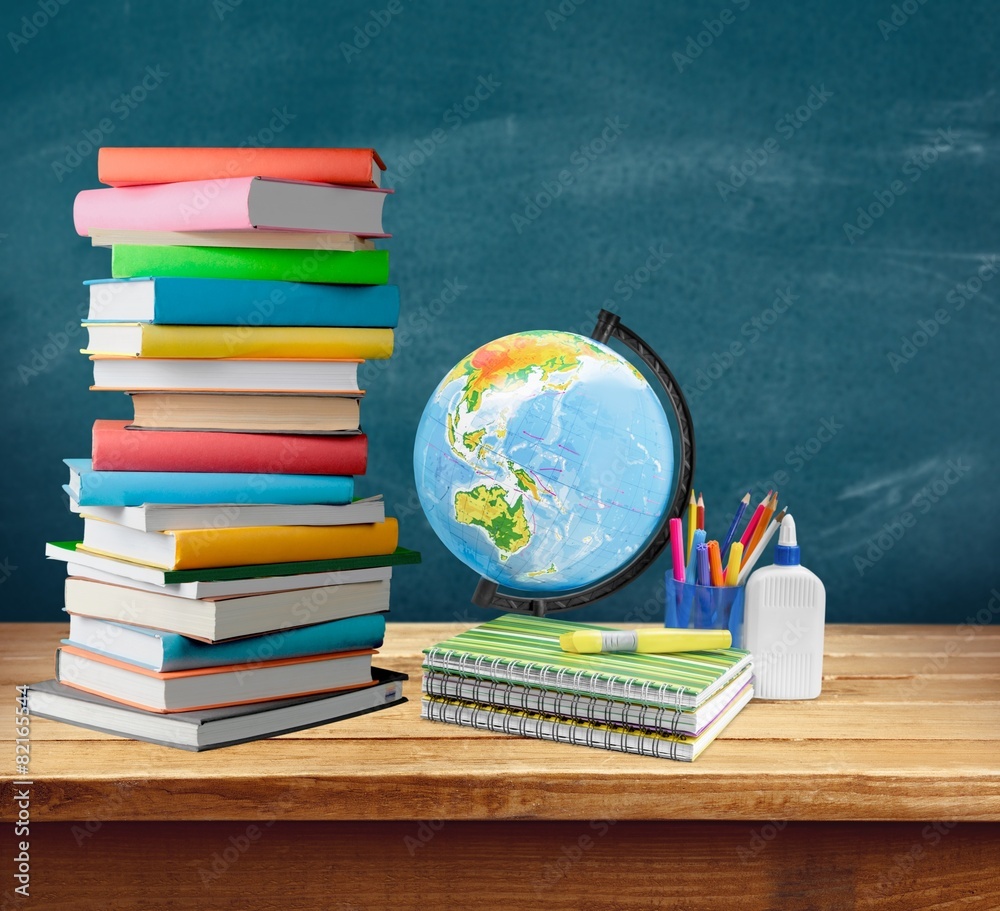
26, 669, 405, 751
56, 645, 374, 713
64, 576, 390, 641
91, 357, 361, 393
68, 494, 385, 532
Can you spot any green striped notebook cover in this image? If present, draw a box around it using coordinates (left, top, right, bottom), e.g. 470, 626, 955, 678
422, 614, 752, 710
421, 683, 754, 761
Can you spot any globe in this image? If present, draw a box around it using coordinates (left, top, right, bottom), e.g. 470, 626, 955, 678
413, 329, 674, 593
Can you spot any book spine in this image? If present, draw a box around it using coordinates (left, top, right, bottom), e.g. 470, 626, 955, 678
421, 649, 690, 708
92, 421, 368, 475
134, 326, 394, 360
112, 246, 389, 285
74, 468, 355, 506
160, 613, 387, 671
171, 517, 399, 570
420, 673, 689, 732
98, 148, 381, 188
75, 179, 254, 235
420, 699, 689, 761
152, 281, 400, 328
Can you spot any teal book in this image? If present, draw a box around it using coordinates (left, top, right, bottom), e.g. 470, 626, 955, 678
66, 458, 354, 507
111, 245, 389, 285
85, 278, 400, 327
65, 612, 386, 672
422, 614, 752, 709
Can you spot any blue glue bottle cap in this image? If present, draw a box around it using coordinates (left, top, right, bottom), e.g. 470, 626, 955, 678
773, 514, 800, 566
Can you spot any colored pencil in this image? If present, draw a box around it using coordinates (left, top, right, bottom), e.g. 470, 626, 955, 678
669, 517, 685, 582
696, 493, 705, 531
724, 541, 744, 586
739, 507, 787, 583
686, 489, 697, 564
742, 492, 777, 568
739, 490, 772, 550
721, 491, 751, 559
707, 540, 724, 586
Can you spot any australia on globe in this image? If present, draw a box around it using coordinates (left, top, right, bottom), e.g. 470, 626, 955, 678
413, 329, 674, 592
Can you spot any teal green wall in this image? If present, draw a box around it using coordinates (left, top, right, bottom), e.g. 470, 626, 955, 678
1, 0, 997, 623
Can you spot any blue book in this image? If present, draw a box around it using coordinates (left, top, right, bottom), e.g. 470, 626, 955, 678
64, 613, 387, 672
65, 458, 354, 506
85, 277, 400, 327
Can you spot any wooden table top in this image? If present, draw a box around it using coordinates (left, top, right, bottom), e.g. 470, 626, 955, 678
3, 622, 999, 823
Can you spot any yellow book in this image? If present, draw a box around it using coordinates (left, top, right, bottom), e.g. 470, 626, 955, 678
78, 517, 399, 571
82, 324, 394, 360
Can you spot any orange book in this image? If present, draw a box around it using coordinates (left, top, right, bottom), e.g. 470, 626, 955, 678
56, 645, 375, 713
78, 517, 400, 571
98, 147, 386, 188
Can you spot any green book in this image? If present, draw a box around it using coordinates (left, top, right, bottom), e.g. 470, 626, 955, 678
422, 614, 752, 709
111, 245, 389, 285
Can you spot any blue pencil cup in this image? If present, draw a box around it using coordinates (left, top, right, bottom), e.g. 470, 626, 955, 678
664, 575, 745, 648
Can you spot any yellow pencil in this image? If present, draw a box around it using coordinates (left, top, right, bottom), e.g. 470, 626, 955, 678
742, 492, 777, 568
725, 541, 744, 585
686, 488, 697, 563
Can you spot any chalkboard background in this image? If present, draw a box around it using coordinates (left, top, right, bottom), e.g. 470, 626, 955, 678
1, 0, 997, 624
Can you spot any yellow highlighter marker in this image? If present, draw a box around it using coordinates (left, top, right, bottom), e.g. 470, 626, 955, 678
559, 628, 732, 654
725, 541, 744, 586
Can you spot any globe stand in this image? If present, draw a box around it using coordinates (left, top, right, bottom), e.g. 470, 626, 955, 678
471, 309, 697, 616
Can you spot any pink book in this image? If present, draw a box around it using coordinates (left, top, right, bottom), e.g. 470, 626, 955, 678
73, 177, 390, 237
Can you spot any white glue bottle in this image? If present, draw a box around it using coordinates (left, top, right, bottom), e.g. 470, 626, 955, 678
743, 514, 825, 699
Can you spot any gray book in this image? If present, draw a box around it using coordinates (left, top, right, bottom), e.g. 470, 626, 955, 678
26, 667, 406, 752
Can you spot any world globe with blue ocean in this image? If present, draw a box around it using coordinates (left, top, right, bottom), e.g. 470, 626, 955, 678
413, 330, 674, 592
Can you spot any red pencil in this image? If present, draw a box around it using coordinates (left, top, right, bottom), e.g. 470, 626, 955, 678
696, 493, 705, 531
739, 490, 772, 549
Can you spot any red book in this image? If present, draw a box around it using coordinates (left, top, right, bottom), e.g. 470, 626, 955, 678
91, 420, 367, 476
97, 147, 385, 188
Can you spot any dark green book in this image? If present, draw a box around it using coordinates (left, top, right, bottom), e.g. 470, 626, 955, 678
46, 540, 420, 586
111, 245, 389, 284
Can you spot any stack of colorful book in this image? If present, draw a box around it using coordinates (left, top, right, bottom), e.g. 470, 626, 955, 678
28, 147, 420, 751
421, 614, 753, 761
